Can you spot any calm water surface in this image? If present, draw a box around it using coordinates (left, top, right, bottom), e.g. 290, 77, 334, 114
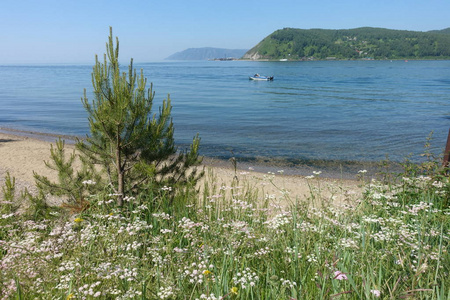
0, 60, 449, 174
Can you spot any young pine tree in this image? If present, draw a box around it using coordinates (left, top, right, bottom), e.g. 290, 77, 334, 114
76, 27, 203, 206
33, 139, 101, 203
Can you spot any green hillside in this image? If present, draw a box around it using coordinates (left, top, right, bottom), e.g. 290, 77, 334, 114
429, 27, 450, 35
243, 27, 450, 60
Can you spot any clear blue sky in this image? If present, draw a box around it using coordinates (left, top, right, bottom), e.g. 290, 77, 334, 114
1, 0, 449, 63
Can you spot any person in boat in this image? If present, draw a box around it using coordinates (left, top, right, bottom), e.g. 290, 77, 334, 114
254, 73, 260, 77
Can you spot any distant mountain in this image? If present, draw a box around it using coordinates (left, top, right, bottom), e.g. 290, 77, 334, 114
243, 27, 450, 60
165, 47, 248, 60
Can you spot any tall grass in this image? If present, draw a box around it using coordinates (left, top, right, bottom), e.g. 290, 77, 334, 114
0, 162, 449, 299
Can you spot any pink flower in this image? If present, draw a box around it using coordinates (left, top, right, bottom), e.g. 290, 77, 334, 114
334, 271, 348, 280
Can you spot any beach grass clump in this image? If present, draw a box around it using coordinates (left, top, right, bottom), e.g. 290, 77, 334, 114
0, 165, 449, 299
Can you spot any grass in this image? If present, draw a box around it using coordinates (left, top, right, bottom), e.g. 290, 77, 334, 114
0, 161, 449, 299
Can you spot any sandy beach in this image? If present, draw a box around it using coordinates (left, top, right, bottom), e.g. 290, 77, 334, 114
0, 131, 363, 206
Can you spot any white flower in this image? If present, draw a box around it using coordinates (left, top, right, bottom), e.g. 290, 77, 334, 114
370, 289, 381, 297
161, 186, 172, 191
233, 267, 259, 289
82, 180, 96, 185
157, 286, 175, 299
432, 181, 444, 188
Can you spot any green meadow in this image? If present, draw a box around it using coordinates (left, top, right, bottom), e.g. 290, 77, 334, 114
1, 156, 448, 299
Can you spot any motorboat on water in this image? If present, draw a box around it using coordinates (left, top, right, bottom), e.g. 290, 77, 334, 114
249, 74, 274, 81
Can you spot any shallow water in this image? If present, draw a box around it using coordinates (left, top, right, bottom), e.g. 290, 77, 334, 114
0, 60, 449, 175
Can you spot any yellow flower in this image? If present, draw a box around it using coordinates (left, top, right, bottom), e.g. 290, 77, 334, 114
74, 217, 83, 223
203, 270, 212, 275
66, 294, 74, 300
109, 212, 114, 216
231, 287, 238, 295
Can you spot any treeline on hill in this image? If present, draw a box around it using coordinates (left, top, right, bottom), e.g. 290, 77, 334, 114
243, 27, 450, 60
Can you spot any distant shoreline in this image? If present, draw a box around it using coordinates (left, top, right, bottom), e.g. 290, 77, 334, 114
2, 58, 450, 66
238, 58, 450, 62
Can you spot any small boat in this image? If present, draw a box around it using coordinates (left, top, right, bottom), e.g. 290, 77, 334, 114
249, 74, 274, 81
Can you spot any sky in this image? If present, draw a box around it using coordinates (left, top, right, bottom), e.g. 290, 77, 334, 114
1, 0, 449, 64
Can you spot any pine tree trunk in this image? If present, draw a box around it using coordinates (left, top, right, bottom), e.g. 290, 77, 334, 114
117, 170, 124, 206
116, 131, 124, 207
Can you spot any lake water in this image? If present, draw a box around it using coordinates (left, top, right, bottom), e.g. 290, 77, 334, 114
0, 60, 449, 176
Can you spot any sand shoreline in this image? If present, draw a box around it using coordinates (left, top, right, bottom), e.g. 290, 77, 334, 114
0, 127, 381, 179
0, 130, 363, 205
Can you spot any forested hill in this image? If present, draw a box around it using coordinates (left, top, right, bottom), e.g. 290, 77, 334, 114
242, 27, 450, 60
429, 28, 450, 35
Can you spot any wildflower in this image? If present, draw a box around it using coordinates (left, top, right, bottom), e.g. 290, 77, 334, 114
157, 286, 175, 299
280, 278, 297, 288
231, 287, 238, 295
370, 290, 381, 297
123, 195, 135, 202
1, 213, 15, 219
173, 247, 188, 253
417, 175, 431, 181
66, 294, 74, 300
432, 181, 443, 188
82, 180, 96, 185
233, 267, 259, 289
333, 271, 348, 280
74, 217, 84, 223
265, 212, 291, 230
196, 294, 220, 300
182, 260, 212, 284
358, 169, 367, 173
339, 238, 359, 249
203, 270, 212, 275
313, 170, 322, 175
161, 185, 172, 191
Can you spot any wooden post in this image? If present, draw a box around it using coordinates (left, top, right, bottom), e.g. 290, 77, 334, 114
443, 128, 450, 168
